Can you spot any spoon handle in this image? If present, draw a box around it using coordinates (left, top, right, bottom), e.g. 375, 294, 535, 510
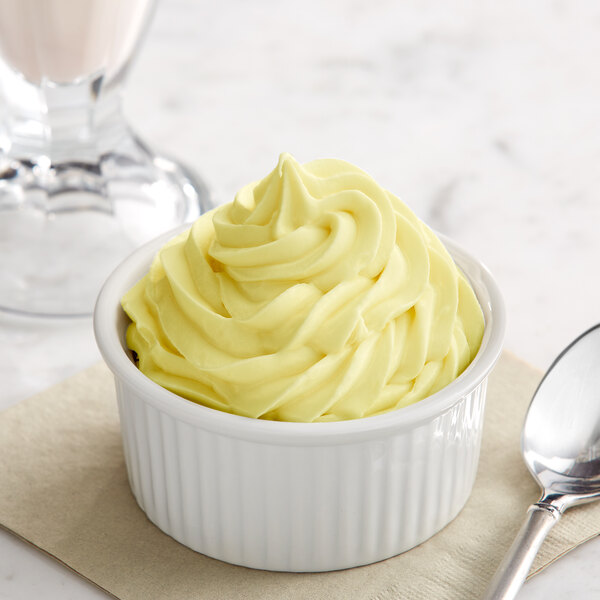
482, 503, 561, 600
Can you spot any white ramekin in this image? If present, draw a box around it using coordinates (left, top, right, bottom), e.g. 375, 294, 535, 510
94, 228, 505, 572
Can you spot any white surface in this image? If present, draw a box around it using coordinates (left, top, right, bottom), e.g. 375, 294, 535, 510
1, 0, 600, 596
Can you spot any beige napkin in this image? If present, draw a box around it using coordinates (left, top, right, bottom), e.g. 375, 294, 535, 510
1, 351, 599, 600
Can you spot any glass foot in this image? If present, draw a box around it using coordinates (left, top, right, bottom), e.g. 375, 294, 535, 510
0, 140, 212, 318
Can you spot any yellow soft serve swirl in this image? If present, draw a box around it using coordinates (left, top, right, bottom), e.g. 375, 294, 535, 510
122, 154, 484, 422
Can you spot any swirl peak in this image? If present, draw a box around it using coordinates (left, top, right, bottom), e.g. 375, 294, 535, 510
122, 154, 484, 422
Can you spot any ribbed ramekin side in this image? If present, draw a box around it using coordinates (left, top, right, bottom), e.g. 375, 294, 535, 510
114, 376, 489, 572
396, 379, 487, 553
115, 379, 140, 501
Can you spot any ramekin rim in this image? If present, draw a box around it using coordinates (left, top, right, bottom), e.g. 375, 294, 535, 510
94, 226, 506, 444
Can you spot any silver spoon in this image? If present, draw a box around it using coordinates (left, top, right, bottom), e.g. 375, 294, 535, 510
483, 323, 600, 600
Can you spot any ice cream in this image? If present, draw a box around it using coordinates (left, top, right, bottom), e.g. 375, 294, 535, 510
122, 154, 484, 422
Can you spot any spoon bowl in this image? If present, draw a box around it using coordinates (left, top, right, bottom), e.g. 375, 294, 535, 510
484, 323, 600, 599
524, 323, 600, 502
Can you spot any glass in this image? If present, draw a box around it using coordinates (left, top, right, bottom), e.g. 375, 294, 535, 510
0, 0, 211, 317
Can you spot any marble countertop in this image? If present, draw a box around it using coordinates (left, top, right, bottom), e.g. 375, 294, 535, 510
2, 0, 600, 597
